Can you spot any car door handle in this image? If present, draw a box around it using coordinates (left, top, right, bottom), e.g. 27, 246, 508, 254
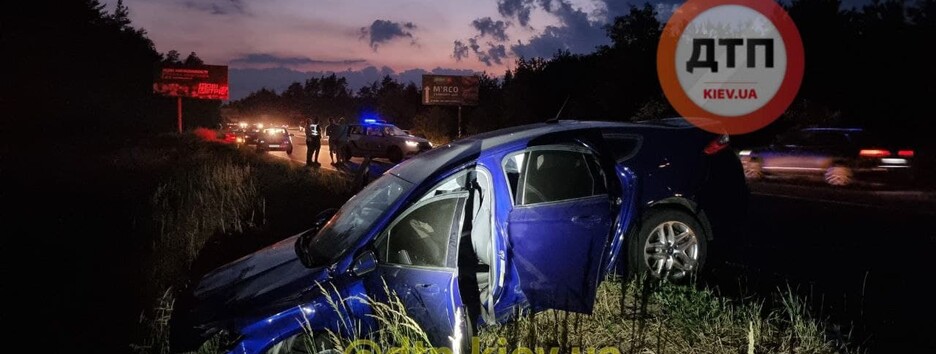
572, 215, 601, 226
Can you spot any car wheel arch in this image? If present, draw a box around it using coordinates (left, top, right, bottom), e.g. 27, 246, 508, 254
644, 198, 713, 241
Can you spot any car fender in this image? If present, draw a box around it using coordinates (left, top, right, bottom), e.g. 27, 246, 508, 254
230, 280, 374, 354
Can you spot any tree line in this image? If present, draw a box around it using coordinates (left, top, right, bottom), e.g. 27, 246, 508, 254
223, 0, 935, 150
8, 0, 935, 150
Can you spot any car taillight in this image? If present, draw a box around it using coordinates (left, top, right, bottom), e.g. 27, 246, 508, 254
704, 134, 730, 155
859, 149, 891, 158
898, 150, 914, 158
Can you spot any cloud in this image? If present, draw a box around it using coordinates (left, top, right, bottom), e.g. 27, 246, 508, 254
467, 38, 508, 66
231, 54, 366, 66
511, 0, 609, 59
181, 0, 246, 15
360, 19, 418, 51
453, 40, 471, 61
497, 0, 535, 27
471, 17, 511, 42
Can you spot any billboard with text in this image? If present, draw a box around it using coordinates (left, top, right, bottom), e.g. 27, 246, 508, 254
422, 75, 479, 106
154, 64, 229, 100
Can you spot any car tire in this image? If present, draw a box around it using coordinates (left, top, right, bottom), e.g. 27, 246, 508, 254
286, 146, 293, 155
342, 146, 353, 160
824, 165, 852, 187
256, 146, 265, 153
628, 208, 707, 282
743, 159, 764, 180
388, 146, 403, 163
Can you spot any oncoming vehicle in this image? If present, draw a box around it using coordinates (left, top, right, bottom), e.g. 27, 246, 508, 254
740, 127, 915, 187
170, 119, 748, 354
332, 119, 432, 163
255, 127, 294, 154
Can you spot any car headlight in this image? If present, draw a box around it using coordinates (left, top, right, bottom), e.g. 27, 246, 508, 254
738, 150, 752, 156
405, 141, 419, 147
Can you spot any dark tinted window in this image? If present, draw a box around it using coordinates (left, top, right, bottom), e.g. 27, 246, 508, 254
377, 196, 461, 267
520, 149, 605, 205
603, 134, 642, 162
806, 131, 851, 146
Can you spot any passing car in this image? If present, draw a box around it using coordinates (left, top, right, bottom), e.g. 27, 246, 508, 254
170, 119, 748, 354
331, 119, 432, 163
740, 127, 915, 187
255, 127, 294, 155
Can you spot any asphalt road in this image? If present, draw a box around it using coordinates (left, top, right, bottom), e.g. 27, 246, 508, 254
705, 180, 936, 352
262, 128, 395, 179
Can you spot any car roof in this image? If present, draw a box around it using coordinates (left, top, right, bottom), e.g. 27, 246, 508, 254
386, 119, 682, 184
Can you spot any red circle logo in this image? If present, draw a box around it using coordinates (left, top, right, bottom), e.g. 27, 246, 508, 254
657, 0, 804, 135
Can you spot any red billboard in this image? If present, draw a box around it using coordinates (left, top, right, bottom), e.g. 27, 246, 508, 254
154, 64, 229, 100
422, 75, 479, 106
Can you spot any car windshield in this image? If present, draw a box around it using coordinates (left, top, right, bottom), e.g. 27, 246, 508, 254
306, 174, 413, 265
384, 125, 407, 136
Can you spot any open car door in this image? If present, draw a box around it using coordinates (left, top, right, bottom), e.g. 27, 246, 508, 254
504, 144, 616, 313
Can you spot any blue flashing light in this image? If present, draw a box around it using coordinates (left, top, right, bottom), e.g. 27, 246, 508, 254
363, 118, 377, 124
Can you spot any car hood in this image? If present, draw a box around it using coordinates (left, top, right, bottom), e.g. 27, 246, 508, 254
393, 134, 429, 143
172, 231, 330, 347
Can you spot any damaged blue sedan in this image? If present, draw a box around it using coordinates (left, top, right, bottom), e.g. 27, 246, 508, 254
170, 119, 748, 354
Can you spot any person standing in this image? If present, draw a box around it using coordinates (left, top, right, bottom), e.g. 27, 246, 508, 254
326, 118, 338, 165
306, 119, 321, 166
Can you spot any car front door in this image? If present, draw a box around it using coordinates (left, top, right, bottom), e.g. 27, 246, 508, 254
365, 178, 470, 346
503, 144, 615, 313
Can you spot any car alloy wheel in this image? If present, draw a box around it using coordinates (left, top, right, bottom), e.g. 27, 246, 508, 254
824, 165, 852, 186
631, 209, 706, 281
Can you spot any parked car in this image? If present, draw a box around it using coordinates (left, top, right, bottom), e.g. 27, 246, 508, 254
331, 120, 432, 163
255, 127, 294, 155
170, 119, 748, 354
740, 127, 915, 187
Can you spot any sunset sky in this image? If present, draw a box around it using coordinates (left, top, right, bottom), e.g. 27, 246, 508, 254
103, 0, 871, 100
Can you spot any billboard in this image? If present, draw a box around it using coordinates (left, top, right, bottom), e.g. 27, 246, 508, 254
154, 64, 229, 100
422, 75, 479, 106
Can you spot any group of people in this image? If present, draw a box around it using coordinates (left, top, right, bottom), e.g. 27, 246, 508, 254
304, 117, 341, 167
304, 117, 373, 188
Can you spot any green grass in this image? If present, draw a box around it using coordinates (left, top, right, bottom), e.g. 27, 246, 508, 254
121, 132, 355, 353
127, 132, 860, 354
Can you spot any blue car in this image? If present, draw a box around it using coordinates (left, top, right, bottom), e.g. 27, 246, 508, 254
171, 119, 748, 354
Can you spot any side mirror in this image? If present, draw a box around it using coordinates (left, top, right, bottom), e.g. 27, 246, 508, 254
295, 207, 339, 268
352, 250, 377, 276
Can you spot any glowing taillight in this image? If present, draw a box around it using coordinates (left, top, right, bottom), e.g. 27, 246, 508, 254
898, 150, 914, 158
859, 149, 891, 158
704, 134, 730, 155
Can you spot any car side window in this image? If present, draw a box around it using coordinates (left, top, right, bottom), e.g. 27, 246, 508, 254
376, 171, 474, 268
506, 147, 607, 206
350, 125, 363, 135
603, 133, 643, 163
366, 126, 383, 136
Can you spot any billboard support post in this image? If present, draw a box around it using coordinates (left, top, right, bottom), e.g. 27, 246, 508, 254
177, 97, 183, 133
154, 64, 229, 134
421, 74, 479, 139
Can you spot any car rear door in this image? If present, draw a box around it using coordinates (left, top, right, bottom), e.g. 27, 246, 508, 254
503, 144, 615, 313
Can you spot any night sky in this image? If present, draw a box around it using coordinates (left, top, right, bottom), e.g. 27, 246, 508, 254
103, 0, 874, 100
